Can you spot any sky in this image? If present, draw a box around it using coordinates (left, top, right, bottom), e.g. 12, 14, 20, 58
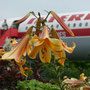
0, 0, 90, 21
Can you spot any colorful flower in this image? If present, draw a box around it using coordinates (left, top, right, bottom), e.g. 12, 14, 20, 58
80, 73, 87, 81
30, 25, 75, 66
2, 26, 33, 63
51, 28, 76, 66
1, 27, 33, 76
30, 26, 64, 63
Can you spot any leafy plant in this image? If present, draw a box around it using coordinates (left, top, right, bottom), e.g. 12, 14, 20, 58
0, 60, 24, 89
16, 79, 60, 90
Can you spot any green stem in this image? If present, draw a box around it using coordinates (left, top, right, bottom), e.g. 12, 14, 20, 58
53, 59, 63, 90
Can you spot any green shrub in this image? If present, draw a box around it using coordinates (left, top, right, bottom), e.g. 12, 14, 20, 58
16, 79, 60, 90
0, 60, 24, 89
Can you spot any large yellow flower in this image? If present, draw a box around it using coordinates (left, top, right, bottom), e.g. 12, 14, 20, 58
51, 28, 76, 66
30, 26, 64, 63
29, 25, 75, 66
1, 27, 33, 76
1, 26, 33, 63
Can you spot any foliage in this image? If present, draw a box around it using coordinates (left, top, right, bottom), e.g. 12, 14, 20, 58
16, 79, 60, 90
61, 61, 90, 79
0, 60, 24, 90
0, 11, 90, 89
70, 61, 90, 77
24, 55, 42, 80
37, 59, 90, 82
36, 56, 90, 89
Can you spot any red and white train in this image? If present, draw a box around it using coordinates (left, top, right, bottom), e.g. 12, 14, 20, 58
0, 11, 90, 61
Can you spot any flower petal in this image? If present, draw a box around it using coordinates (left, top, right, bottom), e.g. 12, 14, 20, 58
62, 42, 76, 53
64, 79, 84, 84
53, 50, 66, 66
30, 35, 44, 46
0, 49, 6, 56
29, 44, 43, 59
2, 27, 33, 63
19, 65, 27, 77
51, 28, 60, 39
17, 59, 27, 77
13, 12, 31, 25
40, 42, 51, 63
23, 40, 31, 56
51, 11, 75, 37
80, 73, 87, 81
46, 38, 64, 51
30, 35, 39, 45
80, 73, 84, 77
10, 38, 18, 44
2, 35, 29, 62
40, 26, 49, 39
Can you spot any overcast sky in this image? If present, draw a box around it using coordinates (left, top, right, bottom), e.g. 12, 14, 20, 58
0, 0, 90, 21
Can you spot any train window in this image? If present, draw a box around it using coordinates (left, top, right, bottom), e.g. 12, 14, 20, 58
79, 23, 82, 27
51, 25, 53, 28
73, 23, 76, 27
25, 26, 28, 30
68, 23, 70, 27
85, 22, 88, 26
56, 24, 59, 28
